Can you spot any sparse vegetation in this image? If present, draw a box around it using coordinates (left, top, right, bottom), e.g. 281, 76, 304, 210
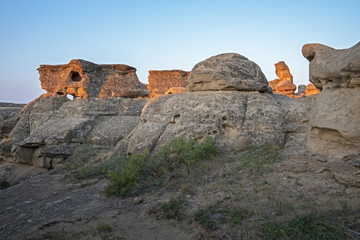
39, 222, 116, 240
194, 201, 252, 230
63, 145, 99, 171
262, 212, 346, 240
105, 137, 217, 196
236, 143, 282, 175
160, 197, 188, 220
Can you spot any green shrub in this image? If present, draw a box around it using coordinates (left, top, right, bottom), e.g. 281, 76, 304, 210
236, 143, 282, 175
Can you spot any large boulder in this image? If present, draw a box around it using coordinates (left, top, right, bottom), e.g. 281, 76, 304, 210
185, 53, 270, 92
38, 59, 149, 99
9, 93, 147, 168
303, 42, 360, 157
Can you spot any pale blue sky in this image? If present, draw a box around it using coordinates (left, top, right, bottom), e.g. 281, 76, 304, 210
1, 0, 359, 103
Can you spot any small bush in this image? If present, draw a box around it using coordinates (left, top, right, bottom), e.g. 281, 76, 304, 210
161, 197, 187, 220
262, 212, 346, 240
236, 143, 282, 175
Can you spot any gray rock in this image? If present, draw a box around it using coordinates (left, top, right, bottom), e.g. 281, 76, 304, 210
303, 42, 360, 158
186, 53, 270, 92
125, 91, 309, 154
302, 42, 360, 90
8, 93, 147, 166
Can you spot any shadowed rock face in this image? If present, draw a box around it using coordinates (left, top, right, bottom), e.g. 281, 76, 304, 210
186, 53, 270, 93
302, 42, 360, 90
147, 70, 189, 97
303, 42, 360, 157
38, 59, 149, 99
268, 61, 297, 98
9, 94, 147, 168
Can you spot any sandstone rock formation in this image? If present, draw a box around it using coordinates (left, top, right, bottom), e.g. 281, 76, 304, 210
303, 42, 360, 158
186, 53, 270, 92
147, 70, 189, 97
9, 94, 147, 168
123, 53, 308, 155
268, 61, 297, 98
38, 59, 149, 99
303, 42, 360, 90
164, 87, 186, 95
304, 83, 320, 96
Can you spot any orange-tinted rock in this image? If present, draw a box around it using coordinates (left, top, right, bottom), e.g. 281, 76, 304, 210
165, 87, 186, 95
147, 70, 190, 97
268, 61, 296, 98
38, 59, 149, 99
305, 83, 320, 96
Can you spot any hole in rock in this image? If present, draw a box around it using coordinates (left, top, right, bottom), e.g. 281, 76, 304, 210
222, 116, 227, 120
70, 71, 82, 82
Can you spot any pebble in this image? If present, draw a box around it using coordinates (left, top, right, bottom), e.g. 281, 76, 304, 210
132, 197, 143, 205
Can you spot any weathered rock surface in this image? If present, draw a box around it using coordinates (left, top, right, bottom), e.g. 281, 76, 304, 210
9, 93, 147, 168
147, 70, 189, 97
304, 83, 320, 96
186, 53, 270, 92
38, 59, 149, 99
302, 42, 360, 90
165, 87, 186, 95
124, 91, 309, 154
268, 61, 297, 98
0, 103, 24, 140
303, 42, 360, 158
0, 103, 25, 162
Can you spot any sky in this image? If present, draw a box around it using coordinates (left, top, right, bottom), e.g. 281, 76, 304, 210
0, 0, 359, 103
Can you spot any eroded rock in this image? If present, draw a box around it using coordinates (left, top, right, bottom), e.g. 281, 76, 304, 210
186, 53, 270, 92
302, 42, 360, 90
9, 93, 147, 168
147, 70, 189, 97
304, 83, 320, 96
268, 61, 297, 98
303, 42, 360, 158
38, 59, 149, 99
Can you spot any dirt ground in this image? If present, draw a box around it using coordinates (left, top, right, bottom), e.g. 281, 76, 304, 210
1, 148, 359, 240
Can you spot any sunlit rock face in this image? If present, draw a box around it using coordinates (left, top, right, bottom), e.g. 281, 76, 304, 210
147, 70, 189, 97
123, 53, 308, 154
268, 61, 297, 98
303, 42, 360, 157
304, 83, 320, 96
186, 53, 270, 92
38, 59, 149, 99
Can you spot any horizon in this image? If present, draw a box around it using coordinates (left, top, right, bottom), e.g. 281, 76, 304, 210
1, 0, 359, 103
